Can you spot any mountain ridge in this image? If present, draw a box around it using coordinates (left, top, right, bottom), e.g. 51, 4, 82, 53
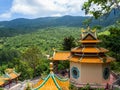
0, 9, 119, 37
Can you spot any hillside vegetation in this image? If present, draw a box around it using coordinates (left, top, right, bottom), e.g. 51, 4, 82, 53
0, 10, 120, 37
1, 27, 81, 52
0, 14, 120, 81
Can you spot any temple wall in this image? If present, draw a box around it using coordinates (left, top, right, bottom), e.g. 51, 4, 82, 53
70, 62, 110, 85
81, 63, 103, 84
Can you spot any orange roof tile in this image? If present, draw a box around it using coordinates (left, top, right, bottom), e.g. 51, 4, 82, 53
70, 56, 113, 63
5, 68, 20, 80
33, 73, 69, 90
0, 76, 9, 86
0, 77, 5, 86
52, 51, 71, 61
36, 77, 58, 90
82, 47, 99, 53
80, 40, 101, 43
0, 81, 4, 86
9, 73, 19, 80
55, 76, 69, 90
80, 57, 103, 63
33, 79, 44, 88
69, 56, 80, 62
71, 47, 108, 53
71, 47, 82, 53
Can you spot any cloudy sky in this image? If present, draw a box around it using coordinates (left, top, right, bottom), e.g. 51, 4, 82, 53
0, 0, 88, 21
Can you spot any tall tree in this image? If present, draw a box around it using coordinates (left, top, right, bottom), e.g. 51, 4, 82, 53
99, 26, 120, 61
82, 0, 120, 18
22, 46, 43, 76
62, 36, 75, 50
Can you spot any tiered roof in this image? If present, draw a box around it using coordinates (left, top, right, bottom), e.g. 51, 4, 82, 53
50, 28, 114, 63
51, 51, 71, 61
32, 62, 69, 90
0, 68, 20, 87
5, 68, 20, 80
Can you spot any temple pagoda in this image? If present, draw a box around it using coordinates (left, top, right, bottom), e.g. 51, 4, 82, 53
32, 62, 69, 90
51, 28, 114, 87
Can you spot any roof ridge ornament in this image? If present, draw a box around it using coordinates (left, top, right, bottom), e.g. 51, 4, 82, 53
81, 27, 97, 40
87, 26, 90, 32
49, 62, 53, 73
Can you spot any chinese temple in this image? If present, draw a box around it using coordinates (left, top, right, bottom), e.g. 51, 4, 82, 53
32, 62, 69, 90
50, 28, 114, 87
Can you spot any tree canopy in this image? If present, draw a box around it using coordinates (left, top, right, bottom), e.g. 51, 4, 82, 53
82, 0, 120, 18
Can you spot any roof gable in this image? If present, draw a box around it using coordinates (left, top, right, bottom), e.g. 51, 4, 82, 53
83, 33, 97, 40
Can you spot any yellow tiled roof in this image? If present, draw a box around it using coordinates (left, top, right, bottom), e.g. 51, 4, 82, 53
71, 47, 108, 53
71, 47, 82, 52
51, 51, 71, 61
79, 40, 101, 43
70, 56, 113, 63
82, 47, 108, 53
69, 56, 80, 63
0, 77, 5, 86
0, 76, 9, 86
9, 73, 19, 80
33, 73, 69, 90
5, 68, 20, 80
33, 62, 69, 90
0, 81, 4, 86
33, 79, 44, 88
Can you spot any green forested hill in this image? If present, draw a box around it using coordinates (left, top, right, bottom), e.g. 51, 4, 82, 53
0, 10, 120, 81
0, 26, 120, 81
0, 9, 120, 37
1, 27, 81, 53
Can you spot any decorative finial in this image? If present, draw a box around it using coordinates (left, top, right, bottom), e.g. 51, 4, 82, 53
87, 26, 90, 31
49, 62, 53, 73
45, 54, 50, 59
92, 28, 96, 32
92, 28, 97, 39
81, 28, 85, 32
81, 28, 86, 39
52, 48, 56, 52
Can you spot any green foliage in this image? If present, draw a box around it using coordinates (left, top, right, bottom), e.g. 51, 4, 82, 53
82, 18, 92, 27
82, 83, 91, 90
69, 84, 78, 90
25, 82, 31, 90
0, 88, 4, 90
98, 30, 110, 35
22, 46, 42, 76
82, 0, 120, 18
0, 48, 20, 64
62, 36, 76, 50
99, 26, 120, 61
92, 25, 102, 30
2, 27, 81, 53
0, 25, 120, 81
110, 62, 120, 72
0, 27, 80, 80
0, 15, 120, 38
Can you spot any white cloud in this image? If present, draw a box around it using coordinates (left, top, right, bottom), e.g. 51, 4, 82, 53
0, 0, 87, 20
0, 12, 12, 19
11, 0, 87, 17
